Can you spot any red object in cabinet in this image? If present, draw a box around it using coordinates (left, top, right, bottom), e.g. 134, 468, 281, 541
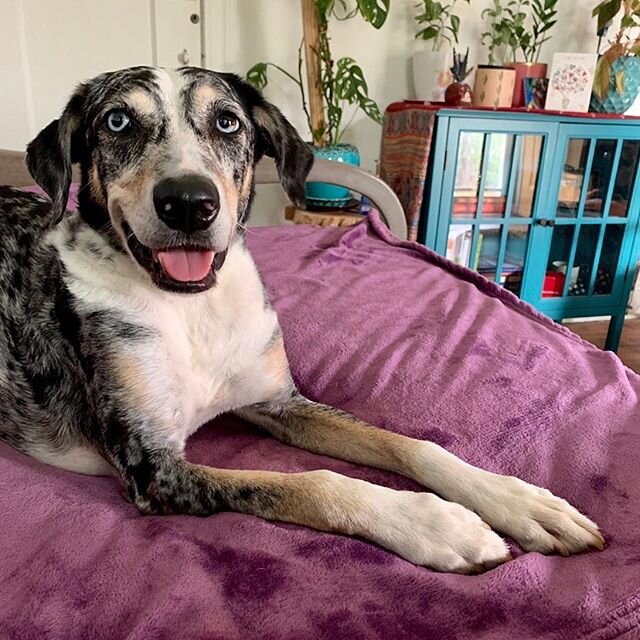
542, 271, 565, 298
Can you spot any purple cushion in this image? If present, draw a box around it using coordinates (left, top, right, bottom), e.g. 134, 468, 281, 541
0, 214, 638, 639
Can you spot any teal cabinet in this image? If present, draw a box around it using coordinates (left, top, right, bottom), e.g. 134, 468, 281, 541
419, 110, 640, 351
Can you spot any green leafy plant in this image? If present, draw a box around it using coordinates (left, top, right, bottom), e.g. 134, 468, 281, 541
246, 0, 388, 147
481, 0, 513, 65
481, 0, 558, 64
414, 0, 470, 52
592, 0, 640, 99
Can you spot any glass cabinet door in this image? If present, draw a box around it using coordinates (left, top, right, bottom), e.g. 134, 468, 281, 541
442, 123, 548, 297
531, 131, 640, 309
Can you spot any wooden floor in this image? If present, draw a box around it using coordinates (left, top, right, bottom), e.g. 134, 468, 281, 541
569, 318, 640, 372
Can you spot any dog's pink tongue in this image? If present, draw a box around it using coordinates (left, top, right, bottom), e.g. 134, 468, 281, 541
157, 250, 215, 282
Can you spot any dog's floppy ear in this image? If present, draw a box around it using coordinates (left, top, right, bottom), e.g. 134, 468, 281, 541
224, 74, 313, 208
252, 101, 314, 208
26, 86, 87, 222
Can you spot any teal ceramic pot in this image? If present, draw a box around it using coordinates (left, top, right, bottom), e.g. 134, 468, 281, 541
590, 56, 640, 114
305, 143, 360, 208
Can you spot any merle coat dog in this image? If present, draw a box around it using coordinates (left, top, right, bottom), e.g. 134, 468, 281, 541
0, 67, 604, 573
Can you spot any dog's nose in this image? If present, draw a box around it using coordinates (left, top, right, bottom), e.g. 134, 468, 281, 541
153, 175, 220, 234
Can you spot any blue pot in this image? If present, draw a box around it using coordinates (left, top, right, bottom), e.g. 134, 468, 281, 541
305, 143, 360, 208
590, 56, 640, 114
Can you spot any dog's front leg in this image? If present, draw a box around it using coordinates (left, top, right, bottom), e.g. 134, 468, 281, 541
101, 438, 510, 573
236, 395, 605, 557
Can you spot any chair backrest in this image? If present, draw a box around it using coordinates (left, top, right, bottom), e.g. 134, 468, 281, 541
256, 157, 407, 239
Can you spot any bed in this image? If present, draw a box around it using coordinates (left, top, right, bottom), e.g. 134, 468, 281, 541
1, 151, 639, 639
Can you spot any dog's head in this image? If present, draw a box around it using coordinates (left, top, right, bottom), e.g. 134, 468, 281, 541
26, 66, 313, 293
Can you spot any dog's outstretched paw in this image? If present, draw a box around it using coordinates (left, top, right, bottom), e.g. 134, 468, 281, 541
470, 474, 605, 556
359, 486, 512, 574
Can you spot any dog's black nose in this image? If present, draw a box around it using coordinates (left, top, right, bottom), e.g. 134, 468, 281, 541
153, 175, 220, 234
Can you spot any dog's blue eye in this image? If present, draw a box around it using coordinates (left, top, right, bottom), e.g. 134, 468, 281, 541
216, 114, 240, 134
107, 111, 131, 133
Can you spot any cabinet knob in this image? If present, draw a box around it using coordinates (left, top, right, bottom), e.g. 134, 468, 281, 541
536, 219, 556, 227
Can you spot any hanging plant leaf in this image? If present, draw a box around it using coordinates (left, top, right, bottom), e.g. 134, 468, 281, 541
335, 59, 365, 96
416, 0, 444, 22
355, 0, 390, 28
592, 0, 622, 33
416, 25, 440, 41
594, 55, 613, 99
334, 57, 383, 124
359, 97, 383, 124
246, 63, 269, 89
335, 58, 366, 101
615, 69, 625, 94
326, 103, 343, 139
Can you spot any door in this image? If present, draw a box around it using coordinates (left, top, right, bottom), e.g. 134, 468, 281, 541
432, 115, 556, 298
153, 0, 202, 68
525, 124, 640, 318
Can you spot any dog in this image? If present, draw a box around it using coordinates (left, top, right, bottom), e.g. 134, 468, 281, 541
0, 66, 604, 574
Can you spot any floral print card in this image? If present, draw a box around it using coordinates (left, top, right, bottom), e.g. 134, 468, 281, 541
545, 53, 597, 112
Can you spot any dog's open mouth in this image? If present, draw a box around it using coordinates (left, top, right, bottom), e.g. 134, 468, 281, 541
123, 222, 226, 294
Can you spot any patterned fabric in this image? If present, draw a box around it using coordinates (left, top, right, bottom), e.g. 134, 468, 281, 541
379, 103, 437, 241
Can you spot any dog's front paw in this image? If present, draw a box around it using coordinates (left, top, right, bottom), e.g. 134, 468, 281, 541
471, 474, 605, 556
361, 487, 512, 574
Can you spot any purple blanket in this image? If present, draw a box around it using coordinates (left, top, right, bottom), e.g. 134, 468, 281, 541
1, 213, 639, 639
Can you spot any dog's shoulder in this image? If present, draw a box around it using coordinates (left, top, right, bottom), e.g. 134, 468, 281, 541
0, 188, 62, 306
0, 186, 53, 221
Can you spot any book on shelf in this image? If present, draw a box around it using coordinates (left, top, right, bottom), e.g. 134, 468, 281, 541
472, 233, 483, 270
448, 227, 523, 279
447, 228, 484, 270
447, 228, 472, 267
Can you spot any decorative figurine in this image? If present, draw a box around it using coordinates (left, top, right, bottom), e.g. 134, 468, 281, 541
445, 48, 474, 106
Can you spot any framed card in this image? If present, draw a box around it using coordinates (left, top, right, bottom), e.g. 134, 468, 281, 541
524, 77, 549, 109
545, 53, 597, 112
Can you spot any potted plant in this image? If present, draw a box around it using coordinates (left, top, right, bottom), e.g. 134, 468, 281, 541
247, 0, 386, 207
481, 0, 558, 107
591, 0, 640, 113
412, 0, 470, 102
475, 0, 517, 107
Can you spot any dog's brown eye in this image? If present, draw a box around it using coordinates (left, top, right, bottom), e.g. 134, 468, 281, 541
215, 113, 240, 134
106, 110, 131, 133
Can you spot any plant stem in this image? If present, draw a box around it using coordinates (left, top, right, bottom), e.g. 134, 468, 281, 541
336, 104, 358, 144
317, 9, 339, 146
264, 61, 313, 139
296, 39, 313, 138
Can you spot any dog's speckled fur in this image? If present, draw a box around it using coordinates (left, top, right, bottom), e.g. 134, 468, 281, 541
0, 67, 604, 574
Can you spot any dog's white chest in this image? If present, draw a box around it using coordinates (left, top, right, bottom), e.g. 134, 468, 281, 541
158, 276, 280, 431
56, 228, 285, 446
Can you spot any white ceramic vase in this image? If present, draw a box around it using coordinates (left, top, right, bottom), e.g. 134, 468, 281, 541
412, 48, 452, 102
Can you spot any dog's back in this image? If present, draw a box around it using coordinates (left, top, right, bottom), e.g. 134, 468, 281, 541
0, 188, 87, 454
